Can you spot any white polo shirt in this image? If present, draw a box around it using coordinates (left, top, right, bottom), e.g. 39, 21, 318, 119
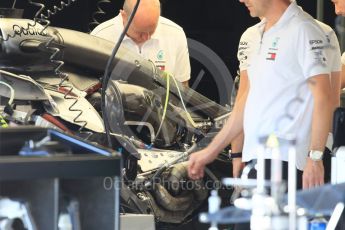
238, 18, 341, 73
91, 14, 191, 83
242, 3, 330, 170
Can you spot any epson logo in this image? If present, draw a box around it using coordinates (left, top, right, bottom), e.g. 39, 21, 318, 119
12, 25, 48, 37
309, 40, 323, 45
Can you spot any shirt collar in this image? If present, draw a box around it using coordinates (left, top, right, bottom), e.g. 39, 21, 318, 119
256, 2, 300, 33
273, 1, 299, 29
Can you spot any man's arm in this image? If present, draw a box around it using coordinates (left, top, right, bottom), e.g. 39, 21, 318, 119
341, 65, 345, 89
188, 74, 250, 180
303, 74, 332, 189
231, 70, 249, 178
331, 71, 341, 125
329, 30, 342, 111
229, 26, 254, 178
231, 134, 245, 178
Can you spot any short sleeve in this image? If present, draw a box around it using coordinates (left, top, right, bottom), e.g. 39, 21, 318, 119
296, 22, 330, 79
237, 29, 252, 71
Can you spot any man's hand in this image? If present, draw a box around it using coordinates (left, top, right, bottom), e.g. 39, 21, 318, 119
303, 158, 324, 189
188, 149, 217, 180
232, 158, 245, 178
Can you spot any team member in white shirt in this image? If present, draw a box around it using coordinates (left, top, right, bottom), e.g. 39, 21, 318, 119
91, 0, 191, 86
188, 0, 332, 190
231, 9, 342, 180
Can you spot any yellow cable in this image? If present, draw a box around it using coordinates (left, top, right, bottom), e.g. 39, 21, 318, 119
0, 115, 8, 128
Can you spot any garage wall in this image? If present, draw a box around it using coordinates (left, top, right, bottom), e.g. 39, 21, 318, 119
0, 0, 339, 102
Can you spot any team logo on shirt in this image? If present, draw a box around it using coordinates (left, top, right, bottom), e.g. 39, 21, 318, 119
266, 37, 280, 61
157, 50, 164, 60
155, 50, 166, 70
271, 37, 280, 48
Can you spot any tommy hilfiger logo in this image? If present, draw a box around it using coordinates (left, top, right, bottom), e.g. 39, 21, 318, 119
266, 52, 276, 61
156, 65, 165, 71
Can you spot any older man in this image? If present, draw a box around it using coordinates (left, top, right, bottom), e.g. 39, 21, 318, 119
91, 0, 191, 86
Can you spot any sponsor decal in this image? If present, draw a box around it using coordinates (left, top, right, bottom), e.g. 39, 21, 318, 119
239, 41, 249, 51
311, 48, 327, 67
309, 40, 323, 45
311, 46, 324, 50
314, 51, 323, 56
238, 51, 248, 62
